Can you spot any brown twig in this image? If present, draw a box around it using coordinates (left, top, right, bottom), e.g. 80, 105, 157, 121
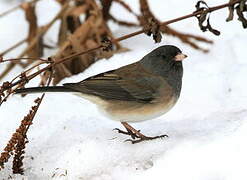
0, 0, 242, 101
0, 5, 19, 18
0, 63, 16, 81
0, 0, 245, 174
0, 38, 27, 57
10, 62, 49, 84
0, 94, 44, 173
113, 0, 138, 16
18, 3, 69, 59
109, 14, 139, 27
0, 57, 48, 64
0, 2, 69, 81
116, 0, 242, 42
101, 0, 113, 20
0, 0, 40, 18
104, 0, 139, 27
160, 26, 213, 52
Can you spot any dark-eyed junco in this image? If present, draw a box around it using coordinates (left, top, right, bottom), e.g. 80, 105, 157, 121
15, 45, 187, 143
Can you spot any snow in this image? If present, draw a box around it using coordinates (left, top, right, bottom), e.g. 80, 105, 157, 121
1, 0, 247, 179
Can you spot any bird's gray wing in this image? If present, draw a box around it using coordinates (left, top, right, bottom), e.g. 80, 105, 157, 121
63, 64, 162, 103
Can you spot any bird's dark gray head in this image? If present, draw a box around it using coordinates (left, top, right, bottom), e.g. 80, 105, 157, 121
151, 45, 182, 57
144, 45, 186, 65
140, 45, 186, 74
140, 45, 187, 97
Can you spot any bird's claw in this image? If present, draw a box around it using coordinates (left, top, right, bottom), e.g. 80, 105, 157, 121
124, 134, 169, 144
113, 128, 139, 139
115, 123, 168, 144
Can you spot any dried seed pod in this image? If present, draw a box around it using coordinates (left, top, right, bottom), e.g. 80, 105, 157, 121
101, 37, 113, 52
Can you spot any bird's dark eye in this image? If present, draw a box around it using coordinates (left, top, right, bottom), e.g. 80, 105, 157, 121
162, 55, 166, 59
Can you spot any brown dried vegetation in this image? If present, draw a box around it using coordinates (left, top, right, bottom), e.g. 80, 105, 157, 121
0, 96, 44, 174
0, 0, 246, 175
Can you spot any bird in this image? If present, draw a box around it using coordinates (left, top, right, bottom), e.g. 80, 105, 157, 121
15, 45, 187, 143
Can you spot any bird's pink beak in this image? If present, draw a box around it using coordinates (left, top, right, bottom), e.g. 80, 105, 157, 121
174, 53, 188, 61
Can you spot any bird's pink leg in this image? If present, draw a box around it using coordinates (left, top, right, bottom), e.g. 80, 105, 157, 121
115, 122, 168, 144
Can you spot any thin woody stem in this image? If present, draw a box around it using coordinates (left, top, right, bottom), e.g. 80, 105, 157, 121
1, 0, 242, 91
114, 0, 241, 42
0, 38, 27, 57
0, 0, 41, 18
0, 2, 70, 81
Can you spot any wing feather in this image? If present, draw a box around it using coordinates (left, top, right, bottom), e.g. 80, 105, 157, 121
64, 64, 161, 102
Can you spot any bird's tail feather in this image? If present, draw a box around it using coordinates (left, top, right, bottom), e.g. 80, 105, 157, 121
15, 86, 77, 94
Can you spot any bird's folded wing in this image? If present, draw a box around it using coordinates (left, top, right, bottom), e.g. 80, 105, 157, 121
63, 69, 161, 103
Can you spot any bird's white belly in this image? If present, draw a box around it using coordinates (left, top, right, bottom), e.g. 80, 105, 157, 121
74, 90, 178, 123
101, 95, 178, 122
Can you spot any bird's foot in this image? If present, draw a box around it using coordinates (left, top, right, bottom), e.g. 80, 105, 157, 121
125, 134, 168, 144
113, 128, 139, 139
114, 122, 168, 144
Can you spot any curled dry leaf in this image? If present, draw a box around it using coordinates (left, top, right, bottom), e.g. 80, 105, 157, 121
225, 0, 247, 28
139, 0, 211, 47
236, 0, 247, 28
226, 0, 236, 21
139, 0, 162, 43
195, 1, 221, 36
206, 18, 221, 35
144, 18, 162, 43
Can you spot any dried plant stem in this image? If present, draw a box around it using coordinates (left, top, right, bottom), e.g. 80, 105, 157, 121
0, 63, 15, 80
0, 69, 52, 172
109, 15, 139, 27
0, 2, 69, 81
17, 3, 69, 59
0, 5, 19, 18
0, 38, 27, 81
116, 0, 241, 42
0, 0, 244, 173
1, 0, 242, 92
161, 26, 213, 52
0, 94, 45, 172
10, 61, 48, 84
1, 57, 48, 63
0, 61, 47, 107
0, 38, 26, 57
0, 0, 40, 18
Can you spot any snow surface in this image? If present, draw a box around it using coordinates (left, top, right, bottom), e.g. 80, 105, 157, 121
0, 0, 247, 179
